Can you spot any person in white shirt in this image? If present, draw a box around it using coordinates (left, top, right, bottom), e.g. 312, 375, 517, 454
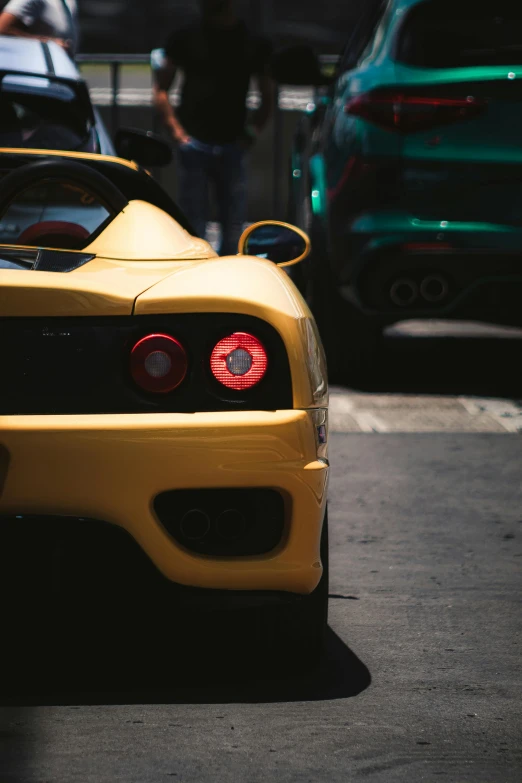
0, 0, 78, 56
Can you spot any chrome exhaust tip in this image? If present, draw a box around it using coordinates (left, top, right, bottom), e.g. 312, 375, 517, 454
180, 509, 211, 541
420, 274, 448, 303
390, 278, 418, 307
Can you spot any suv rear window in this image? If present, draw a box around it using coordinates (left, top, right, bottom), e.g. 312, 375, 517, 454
395, 0, 522, 68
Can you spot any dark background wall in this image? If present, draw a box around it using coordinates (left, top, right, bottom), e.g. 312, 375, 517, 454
69, 0, 365, 221
76, 0, 362, 54
74, 0, 362, 220
0, 0, 364, 53
0, 0, 369, 221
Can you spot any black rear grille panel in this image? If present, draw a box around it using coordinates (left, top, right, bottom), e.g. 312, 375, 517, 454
0, 515, 164, 609
154, 488, 286, 557
0, 313, 293, 414
0, 514, 299, 643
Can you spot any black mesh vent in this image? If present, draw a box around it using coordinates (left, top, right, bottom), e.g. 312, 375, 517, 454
34, 250, 95, 273
0, 248, 94, 272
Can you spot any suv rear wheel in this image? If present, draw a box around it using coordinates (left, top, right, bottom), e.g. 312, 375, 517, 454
306, 213, 382, 384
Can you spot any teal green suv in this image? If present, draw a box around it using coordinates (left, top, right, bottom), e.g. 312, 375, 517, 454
273, 0, 522, 378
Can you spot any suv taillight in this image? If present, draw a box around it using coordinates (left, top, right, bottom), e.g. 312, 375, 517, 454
345, 91, 486, 132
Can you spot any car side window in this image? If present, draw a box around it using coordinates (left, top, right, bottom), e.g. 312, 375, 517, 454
0, 180, 110, 250
337, 0, 388, 73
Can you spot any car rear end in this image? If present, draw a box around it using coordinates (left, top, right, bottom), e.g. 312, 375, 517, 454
333, 0, 522, 326
0, 251, 329, 602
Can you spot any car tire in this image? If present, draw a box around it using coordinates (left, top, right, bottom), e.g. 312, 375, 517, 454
271, 507, 329, 672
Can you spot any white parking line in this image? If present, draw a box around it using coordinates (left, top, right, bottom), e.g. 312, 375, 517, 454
330, 388, 522, 434
458, 397, 522, 433
351, 412, 390, 433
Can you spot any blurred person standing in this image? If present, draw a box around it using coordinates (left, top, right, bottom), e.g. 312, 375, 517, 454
0, 0, 78, 56
153, 0, 273, 256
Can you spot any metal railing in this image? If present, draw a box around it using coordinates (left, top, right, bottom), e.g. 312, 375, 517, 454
76, 53, 152, 132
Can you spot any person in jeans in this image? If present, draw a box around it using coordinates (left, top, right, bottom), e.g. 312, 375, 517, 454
153, 0, 273, 256
0, 0, 78, 56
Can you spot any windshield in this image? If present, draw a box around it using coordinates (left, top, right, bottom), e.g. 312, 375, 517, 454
395, 0, 522, 68
0, 76, 93, 151
0, 180, 111, 249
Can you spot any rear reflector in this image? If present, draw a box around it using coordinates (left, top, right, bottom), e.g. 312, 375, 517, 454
131, 334, 187, 393
210, 332, 268, 391
401, 242, 453, 252
345, 91, 486, 132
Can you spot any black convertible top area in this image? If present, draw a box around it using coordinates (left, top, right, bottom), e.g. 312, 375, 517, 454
0, 151, 197, 237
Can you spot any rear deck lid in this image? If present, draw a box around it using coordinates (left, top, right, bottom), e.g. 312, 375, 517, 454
0, 251, 192, 316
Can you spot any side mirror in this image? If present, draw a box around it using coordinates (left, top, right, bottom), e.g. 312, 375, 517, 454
238, 221, 311, 267
271, 45, 332, 86
114, 128, 173, 167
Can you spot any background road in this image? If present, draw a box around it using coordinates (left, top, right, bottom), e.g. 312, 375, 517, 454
1, 325, 521, 783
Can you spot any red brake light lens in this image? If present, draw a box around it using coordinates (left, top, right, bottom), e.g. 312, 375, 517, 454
345, 92, 486, 133
131, 334, 187, 394
210, 332, 268, 391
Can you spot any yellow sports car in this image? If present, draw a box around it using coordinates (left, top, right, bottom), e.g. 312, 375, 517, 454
0, 149, 329, 667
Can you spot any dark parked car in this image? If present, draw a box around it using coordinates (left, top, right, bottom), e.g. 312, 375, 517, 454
0, 36, 171, 166
274, 0, 522, 378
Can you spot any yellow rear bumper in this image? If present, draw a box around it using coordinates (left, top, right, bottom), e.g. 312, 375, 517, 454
0, 410, 328, 595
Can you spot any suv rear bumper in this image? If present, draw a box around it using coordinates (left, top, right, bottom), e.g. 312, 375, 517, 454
332, 212, 522, 326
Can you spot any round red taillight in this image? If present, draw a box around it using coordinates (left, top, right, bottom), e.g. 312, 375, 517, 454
210, 332, 268, 391
130, 334, 187, 393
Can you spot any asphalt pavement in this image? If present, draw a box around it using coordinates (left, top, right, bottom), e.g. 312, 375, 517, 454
1, 324, 521, 783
